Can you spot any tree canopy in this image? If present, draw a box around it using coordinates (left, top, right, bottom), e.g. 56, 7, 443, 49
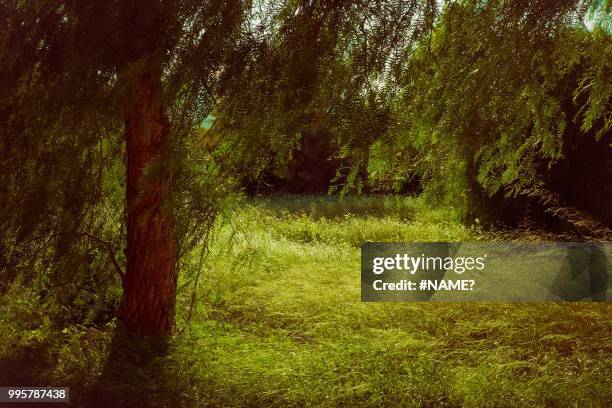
1, 0, 610, 334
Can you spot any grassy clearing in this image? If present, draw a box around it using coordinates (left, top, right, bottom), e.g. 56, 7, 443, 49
1, 195, 610, 407
170, 196, 611, 407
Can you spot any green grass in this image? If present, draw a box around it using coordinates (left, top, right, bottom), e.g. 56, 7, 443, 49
1, 195, 610, 407
169, 196, 611, 407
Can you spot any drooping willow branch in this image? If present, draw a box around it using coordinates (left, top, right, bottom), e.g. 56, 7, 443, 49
80, 231, 126, 283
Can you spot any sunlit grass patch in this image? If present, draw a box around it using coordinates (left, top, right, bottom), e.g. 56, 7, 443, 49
170, 196, 611, 407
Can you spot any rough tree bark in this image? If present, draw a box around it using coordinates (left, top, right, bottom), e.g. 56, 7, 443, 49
116, 69, 177, 336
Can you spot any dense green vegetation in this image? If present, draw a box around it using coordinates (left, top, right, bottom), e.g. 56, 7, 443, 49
2, 197, 610, 407
1, 0, 610, 406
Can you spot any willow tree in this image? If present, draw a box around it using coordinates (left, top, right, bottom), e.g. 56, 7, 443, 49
0, 0, 250, 335
1, 0, 442, 335
214, 0, 438, 193
369, 0, 610, 226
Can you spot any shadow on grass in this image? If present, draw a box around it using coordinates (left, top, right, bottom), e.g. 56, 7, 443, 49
84, 322, 178, 408
0, 339, 82, 408
0, 342, 53, 387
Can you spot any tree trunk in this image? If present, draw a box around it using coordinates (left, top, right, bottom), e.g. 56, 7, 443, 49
117, 70, 176, 336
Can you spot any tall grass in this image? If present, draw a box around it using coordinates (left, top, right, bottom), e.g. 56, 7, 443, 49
1, 196, 610, 407
170, 196, 611, 407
